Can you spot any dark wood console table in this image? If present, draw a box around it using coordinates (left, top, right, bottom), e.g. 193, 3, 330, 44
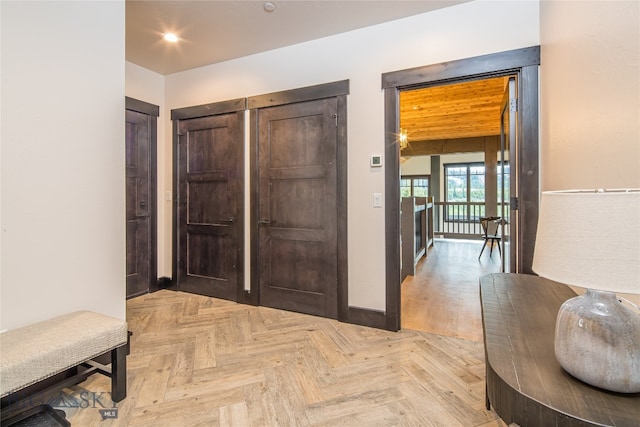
480, 273, 640, 427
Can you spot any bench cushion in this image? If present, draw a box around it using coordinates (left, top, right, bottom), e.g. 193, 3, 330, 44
0, 311, 128, 398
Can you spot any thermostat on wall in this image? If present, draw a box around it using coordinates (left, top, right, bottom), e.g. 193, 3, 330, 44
370, 155, 382, 167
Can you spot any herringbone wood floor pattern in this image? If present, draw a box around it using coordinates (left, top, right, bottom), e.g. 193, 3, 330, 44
62, 290, 507, 426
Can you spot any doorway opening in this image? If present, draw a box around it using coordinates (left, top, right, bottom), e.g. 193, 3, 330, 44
382, 46, 540, 332
398, 76, 513, 338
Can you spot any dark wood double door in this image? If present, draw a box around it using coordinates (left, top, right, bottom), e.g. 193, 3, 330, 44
173, 82, 347, 319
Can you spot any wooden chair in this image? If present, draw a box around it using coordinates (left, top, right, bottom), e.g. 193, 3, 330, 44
478, 216, 502, 259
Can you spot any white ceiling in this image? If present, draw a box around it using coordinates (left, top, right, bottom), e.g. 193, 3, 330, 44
126, 1, 468, 75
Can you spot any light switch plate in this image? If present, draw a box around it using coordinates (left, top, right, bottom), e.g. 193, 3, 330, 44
373, 192, 382, 208
370, 155, 382, 167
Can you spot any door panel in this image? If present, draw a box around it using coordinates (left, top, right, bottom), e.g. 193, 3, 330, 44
500, 77, 517, 272
126, 110, 151, 297
176, 113, 242, 300
257, 98, 338, 318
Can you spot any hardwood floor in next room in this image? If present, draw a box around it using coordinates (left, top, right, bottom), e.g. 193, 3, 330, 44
401, 239, 502, 341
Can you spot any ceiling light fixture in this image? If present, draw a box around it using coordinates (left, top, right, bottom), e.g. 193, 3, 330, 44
399, 129, 408, 149
263, 2, 276, 13
163, 33, 179, 43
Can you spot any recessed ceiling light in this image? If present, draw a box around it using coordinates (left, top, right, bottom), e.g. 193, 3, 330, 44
264, 2, 276, 12
163, 33, 179, 43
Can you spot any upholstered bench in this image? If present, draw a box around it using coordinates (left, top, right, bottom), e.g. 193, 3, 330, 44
0, 311, 128, 403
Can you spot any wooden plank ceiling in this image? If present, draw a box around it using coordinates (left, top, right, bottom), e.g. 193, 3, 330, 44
399, 76, 507, 155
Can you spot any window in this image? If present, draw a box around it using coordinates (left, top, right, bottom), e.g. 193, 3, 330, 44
444, 161, 510, 222
497, 162, 510, 203
400, 175, 430, 198
445, 162, 485, 202
444, 162, 485, 221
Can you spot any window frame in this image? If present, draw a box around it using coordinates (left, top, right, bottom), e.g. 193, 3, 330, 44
443, 162, 486, 203
497, 161, 511, 204
400, 174, 430, 198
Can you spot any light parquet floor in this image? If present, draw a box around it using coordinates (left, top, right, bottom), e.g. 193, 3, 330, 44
59, 289, 507, 427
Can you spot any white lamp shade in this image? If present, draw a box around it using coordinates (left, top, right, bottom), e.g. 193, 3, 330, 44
532, 189, 640, 294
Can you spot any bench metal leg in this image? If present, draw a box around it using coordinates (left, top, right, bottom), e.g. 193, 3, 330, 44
110, 345, 127, 402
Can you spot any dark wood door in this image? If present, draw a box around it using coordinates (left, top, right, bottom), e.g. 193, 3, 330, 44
176, 112, 243, 300
257, 98, 338, 318
126, 109, 153, 298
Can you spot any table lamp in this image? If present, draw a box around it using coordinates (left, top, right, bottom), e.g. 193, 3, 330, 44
532, 189, 640, 393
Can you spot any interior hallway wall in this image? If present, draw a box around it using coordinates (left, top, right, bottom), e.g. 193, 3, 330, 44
1, 1, 126, 329
540, 1, 639, 189
159, 0, 540, 311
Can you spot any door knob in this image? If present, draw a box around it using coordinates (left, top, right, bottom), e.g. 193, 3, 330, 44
139, 200, 146, 208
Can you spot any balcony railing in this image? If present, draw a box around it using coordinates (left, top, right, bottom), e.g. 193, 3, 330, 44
433, 201, 510, 239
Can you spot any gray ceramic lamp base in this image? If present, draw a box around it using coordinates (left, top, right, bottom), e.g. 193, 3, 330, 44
554, 289, 640, 393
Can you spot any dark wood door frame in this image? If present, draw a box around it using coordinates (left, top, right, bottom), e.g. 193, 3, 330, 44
247, 80, 349, 321
171, 98, 246, 302
381, 46, 541, 331
125, 96, 159, 297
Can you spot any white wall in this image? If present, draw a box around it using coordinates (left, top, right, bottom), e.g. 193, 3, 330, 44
540, 0, 639, 190
401, 156, 432, 176
125, 62, 169, 277
160, 0, 539, 311
441, 153, 485, 165
1, 1, 126, 329
540, 0, 640, 304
